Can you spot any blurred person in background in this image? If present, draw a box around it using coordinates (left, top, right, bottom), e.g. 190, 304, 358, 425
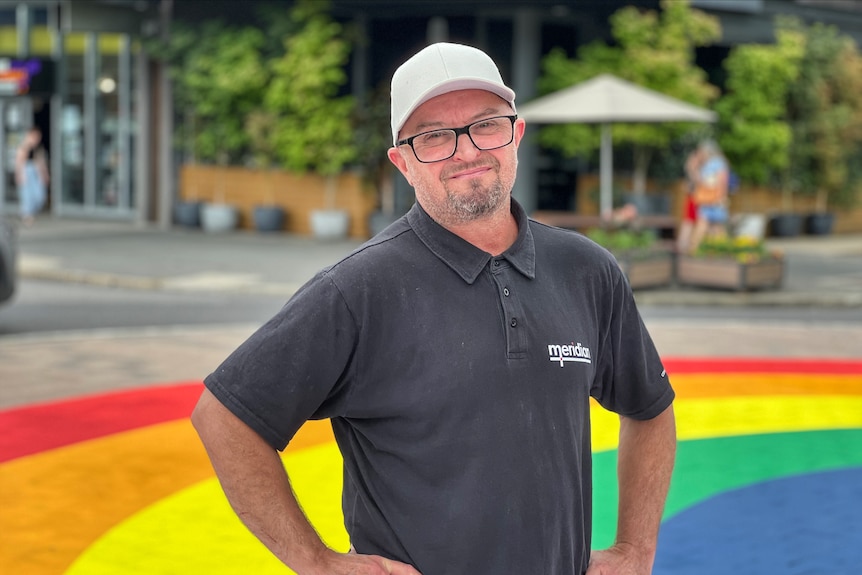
15, 126, 49, 225
687, 140, 729, 253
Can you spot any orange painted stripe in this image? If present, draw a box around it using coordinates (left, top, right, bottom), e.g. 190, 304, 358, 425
663, 358, 862, 375
671, 373, 862, 398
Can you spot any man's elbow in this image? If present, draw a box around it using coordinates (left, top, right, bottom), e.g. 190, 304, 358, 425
190, 388, 223, 442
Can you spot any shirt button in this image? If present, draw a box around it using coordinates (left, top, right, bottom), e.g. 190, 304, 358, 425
503, 287, 510, 297
493, 259, 501, 267
510, 318, 518, 327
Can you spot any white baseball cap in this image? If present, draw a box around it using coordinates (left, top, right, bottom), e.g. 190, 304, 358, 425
390, 42, 517, 145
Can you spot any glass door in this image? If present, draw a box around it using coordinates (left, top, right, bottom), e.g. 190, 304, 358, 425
57, 31, 135, 219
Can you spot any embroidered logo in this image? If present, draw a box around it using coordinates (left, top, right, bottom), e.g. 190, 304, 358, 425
548, 342, 592, 367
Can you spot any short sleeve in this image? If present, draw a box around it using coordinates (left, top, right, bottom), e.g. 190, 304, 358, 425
590, 271, 674, 420
203, 271, 359, 450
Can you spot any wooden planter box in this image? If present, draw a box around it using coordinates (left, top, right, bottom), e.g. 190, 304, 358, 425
614, 250, 675, 290
675, 255, 784, 291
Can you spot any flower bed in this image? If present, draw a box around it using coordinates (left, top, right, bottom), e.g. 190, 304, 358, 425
617, 251, 675, 290
587, 229, 674, 290
676, 237, 784, 291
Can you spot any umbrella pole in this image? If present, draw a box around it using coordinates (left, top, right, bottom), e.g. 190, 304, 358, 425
600, 123, 613, 221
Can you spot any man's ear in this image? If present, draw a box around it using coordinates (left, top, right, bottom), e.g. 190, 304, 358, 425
513, 118, 526, 148
387, 147, 412, 185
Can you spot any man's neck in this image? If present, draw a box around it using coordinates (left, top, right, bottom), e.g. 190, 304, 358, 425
444, 208, 519, 257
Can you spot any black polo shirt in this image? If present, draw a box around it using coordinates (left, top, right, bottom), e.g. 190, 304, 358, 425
204, 199, 674, 575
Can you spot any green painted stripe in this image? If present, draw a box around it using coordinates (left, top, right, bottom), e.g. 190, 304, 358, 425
591, 428, 862, 548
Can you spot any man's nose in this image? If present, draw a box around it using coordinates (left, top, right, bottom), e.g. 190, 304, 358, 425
453, 132, 481, 160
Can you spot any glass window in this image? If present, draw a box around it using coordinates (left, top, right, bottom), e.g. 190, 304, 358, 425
97, 42, 120, 207
95, 33, 131, 210
0, 7, 16, 54
61, 33, 85, 206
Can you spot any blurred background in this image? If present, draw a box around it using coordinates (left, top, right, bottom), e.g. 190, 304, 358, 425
0, 0, 861, 238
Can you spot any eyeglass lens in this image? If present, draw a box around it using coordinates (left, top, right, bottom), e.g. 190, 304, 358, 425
411, 116, 514, 162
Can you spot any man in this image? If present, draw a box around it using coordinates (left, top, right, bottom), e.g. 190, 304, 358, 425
192, 42, 676, 575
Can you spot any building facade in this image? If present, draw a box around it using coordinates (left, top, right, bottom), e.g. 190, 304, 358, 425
2, 0, 862, 228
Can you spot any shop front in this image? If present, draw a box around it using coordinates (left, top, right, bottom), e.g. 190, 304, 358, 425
0, 1, 152, 223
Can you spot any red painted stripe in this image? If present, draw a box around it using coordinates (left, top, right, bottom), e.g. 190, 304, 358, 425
0, 382, 203, 463
663, 358, 862, 375
2, 358, 861, 463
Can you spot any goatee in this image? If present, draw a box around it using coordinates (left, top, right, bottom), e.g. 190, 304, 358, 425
446, 177, 506, 223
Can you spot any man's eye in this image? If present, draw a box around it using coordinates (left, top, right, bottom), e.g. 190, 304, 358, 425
419, 131, 449, 145
474, 119, 501, 131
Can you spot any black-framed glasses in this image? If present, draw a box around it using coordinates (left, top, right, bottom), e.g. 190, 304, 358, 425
397, 115, 518, 163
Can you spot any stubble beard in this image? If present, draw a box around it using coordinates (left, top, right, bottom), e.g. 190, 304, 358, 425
413, 154, 518, 228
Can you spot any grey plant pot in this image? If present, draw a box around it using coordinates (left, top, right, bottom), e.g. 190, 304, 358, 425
769, 213, 802, 238
805, 212, 835, 236
173, 201, 202, 228
253, 205, 286, 233
310, 209, 350, 240
201, 203, 239, 233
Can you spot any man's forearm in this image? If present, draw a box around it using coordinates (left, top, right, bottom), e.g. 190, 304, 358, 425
191, 390, 329, 573
615, 405, 676, 563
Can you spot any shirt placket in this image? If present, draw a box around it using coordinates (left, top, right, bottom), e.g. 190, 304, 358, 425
490, 258, 527, 359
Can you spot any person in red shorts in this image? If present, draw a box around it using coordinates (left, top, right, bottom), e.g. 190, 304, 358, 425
677, 145, 703, 253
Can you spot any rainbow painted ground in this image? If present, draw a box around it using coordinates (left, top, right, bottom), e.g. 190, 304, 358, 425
2, 358, 861, 574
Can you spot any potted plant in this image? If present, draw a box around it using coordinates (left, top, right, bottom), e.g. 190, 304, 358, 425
356, 81, 404, 237
265, 0, 358, 239
780, 18, 862, 236
715, 20, 805, 239
246, 109, 286, 233
587, 227, 674, 290
676, 235, 784, 291
157, 20, 268, 232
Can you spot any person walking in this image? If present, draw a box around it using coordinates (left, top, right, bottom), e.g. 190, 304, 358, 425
688, 140, 730, 253
676, 144, 704, 253
192, 42, 676, 575
15, 126, 49, 225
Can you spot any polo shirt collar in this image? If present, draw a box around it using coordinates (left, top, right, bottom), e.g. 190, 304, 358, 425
407, 199, 536, 284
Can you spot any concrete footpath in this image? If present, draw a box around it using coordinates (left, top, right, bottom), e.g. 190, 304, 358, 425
3, 215, 862, 409
12, 216, 862, 307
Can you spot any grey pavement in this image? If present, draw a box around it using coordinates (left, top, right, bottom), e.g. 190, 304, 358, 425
3, 214, 862, 410
11, 215, 862, 307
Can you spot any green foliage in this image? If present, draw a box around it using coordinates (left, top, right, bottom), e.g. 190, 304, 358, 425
587, 228, 657, 254
264, 0, 357, 176
147, 0, 359, 182
353, 80, 394, 191
782, 18, 862, 210
715, 22, 804, 185
167, 21, 269, 165
536, 0, 721, 172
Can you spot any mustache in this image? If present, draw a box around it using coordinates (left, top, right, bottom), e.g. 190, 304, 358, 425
441, 157, 499, 179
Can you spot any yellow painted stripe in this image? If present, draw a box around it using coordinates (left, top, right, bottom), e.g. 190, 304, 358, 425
590, 395, 862, 451
64, 442, 348, 575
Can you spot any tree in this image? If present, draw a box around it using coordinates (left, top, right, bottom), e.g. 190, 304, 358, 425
264, 0, 357, 208
782, 18, 862, 212
170, 21, 269, 167
715, 20, 804, 195
536, 0, 721, 196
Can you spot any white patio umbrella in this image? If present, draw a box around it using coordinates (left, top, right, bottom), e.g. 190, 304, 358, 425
518, 73, 717, 217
